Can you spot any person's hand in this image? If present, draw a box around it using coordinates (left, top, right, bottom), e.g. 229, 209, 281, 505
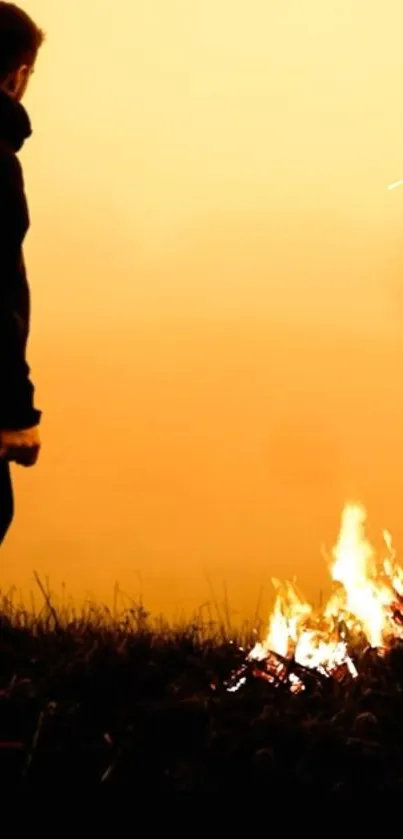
0, 426, 41, 467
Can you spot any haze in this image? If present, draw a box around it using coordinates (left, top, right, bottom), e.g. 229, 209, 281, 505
3, 0, 403, 620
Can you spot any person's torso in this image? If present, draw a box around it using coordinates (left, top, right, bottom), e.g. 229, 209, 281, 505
0, 142, 31, 351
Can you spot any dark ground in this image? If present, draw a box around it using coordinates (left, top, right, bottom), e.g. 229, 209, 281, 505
1, 603, 403, 837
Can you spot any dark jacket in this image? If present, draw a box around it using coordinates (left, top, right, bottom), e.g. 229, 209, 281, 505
0, 90, 41, 430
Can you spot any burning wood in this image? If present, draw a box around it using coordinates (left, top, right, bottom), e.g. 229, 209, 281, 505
227, 503, 403, 693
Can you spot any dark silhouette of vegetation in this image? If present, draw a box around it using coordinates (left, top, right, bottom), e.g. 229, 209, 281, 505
0, 585, 402, 837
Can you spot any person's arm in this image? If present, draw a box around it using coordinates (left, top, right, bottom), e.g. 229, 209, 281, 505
0, 151, 41, 432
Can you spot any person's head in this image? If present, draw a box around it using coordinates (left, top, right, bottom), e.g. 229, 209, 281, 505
0, 2, 44, 101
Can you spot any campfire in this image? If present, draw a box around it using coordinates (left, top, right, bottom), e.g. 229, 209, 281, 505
227, 503, 403, 693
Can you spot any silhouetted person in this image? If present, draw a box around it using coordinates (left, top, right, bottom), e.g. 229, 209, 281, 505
0, 3, 44, 544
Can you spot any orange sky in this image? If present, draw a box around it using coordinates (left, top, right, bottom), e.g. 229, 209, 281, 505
3, 0, 403, 622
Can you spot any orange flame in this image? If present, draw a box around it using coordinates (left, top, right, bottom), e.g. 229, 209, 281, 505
250, 503, 403, 679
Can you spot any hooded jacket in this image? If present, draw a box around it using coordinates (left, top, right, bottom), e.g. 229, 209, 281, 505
0, 89, 41, 430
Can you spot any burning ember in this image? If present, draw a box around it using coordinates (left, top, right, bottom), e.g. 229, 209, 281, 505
227, 503, 403, 693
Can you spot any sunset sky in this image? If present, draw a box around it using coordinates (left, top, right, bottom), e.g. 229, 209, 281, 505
4, 0, 403, 621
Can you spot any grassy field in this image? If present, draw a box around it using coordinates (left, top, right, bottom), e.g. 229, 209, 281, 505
1, 588, 403, 837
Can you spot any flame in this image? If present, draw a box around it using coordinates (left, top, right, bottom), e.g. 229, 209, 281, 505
249, 502, 403, 682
